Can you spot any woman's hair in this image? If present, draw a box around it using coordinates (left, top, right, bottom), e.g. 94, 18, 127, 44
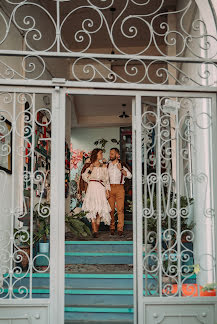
90, 148, 102, 164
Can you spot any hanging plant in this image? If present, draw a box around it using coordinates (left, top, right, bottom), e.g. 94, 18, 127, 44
93, 138, 119, 153
111, 138, 120, 145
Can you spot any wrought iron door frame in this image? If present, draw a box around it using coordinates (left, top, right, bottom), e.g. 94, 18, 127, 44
134, 91, 217, 324
0, 84, 216, 324
63, 87, 217, 324
0, 85, 66, 324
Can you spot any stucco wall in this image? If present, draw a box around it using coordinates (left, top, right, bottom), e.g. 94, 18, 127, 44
71, 127, 120, 161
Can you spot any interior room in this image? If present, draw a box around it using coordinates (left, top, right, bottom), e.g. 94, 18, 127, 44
65, 94, 133, 242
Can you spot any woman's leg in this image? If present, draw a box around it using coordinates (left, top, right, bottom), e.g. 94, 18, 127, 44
92, 219, 97, 233
92, 214, 100, 237
96, 213, 101, 232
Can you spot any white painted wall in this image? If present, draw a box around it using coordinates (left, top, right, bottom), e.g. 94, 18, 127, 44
71, 127, 120, 161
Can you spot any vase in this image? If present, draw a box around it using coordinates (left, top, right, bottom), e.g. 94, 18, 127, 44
39, 242, 49, 253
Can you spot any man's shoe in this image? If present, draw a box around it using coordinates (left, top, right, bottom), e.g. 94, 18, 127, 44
93, 232, 99, 238
118, 231, 123, 236
110, 230, 115, 235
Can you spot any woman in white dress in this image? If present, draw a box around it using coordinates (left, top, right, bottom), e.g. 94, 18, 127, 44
82, 148, 111, 237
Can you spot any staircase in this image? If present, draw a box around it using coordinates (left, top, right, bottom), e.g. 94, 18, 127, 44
4, 238, 197, 323
4, 240, 134, 323
64, 240, 134, 323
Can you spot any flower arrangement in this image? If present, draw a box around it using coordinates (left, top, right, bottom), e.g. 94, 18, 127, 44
70, 149, 91, 169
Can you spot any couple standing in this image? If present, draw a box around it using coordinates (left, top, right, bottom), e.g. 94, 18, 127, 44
81, 148, 132, 237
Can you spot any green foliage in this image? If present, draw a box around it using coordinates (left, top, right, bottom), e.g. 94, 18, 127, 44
111, 138, 120, 145
14, 229, 30, 246
202, 283, 217, 292
33, 202, 50, 243
65, 210, 92, 238
127, 194, 195, 234
94, 138, 108, 152
93, 138, 119, 153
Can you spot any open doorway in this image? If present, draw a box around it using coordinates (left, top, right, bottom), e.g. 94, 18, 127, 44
65, 94, 133, 242
63, 93, 135, 322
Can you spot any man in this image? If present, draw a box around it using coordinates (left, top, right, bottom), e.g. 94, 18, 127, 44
108, 148, 132, 236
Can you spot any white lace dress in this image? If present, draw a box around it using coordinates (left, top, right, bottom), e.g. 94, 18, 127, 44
82, 166, 111, 225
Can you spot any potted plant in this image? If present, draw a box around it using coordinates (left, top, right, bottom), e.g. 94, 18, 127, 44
201, 282, 217, 296
14, 228, 31, 270
33, 202, 50, 253
65, 208, 92, 239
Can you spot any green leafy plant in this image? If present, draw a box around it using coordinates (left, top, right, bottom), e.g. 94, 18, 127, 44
14, 229, 30, 246
189, 265, 217, 292
202, 283, 217, 292
33, 202, 50, 243
111, 138, 120, 145
94, 138, 108, 153
127, 194, 195, 234
93, 138, 120, 153
65, 209, 92, 238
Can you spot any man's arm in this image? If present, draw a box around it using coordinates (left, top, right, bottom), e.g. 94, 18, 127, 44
123, 166, 132, 179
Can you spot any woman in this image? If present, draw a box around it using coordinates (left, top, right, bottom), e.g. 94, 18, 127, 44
82, 148, 111, 237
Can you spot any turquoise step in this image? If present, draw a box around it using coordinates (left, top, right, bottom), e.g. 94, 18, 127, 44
64, 306, 134, 321
1, 288, 136, 304
5, 273, 196, 290
65, 241, 133, 253
65, 252, 133, 264
65, 289, 134, 305
7, 273, 157, 289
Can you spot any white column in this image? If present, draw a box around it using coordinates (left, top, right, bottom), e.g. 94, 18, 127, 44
50, 87, 65, 324
193, 98, 214, 286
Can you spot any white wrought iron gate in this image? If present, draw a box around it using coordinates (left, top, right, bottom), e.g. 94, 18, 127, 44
0, 0, 217, 321
1, 86, 217, 324
0, 86, 65, 324
134, 92, 217, 324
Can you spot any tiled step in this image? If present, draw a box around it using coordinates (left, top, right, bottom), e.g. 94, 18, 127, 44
7, 273, 196, 293
2, 288, 137, 304
8, 273, 157, 289
65, 241, 134, 264
65, 252, 133, 264
64, 305, 134, 322
64, 289, 134, 305
64, 273, 152, 289
65, 241, 133, 253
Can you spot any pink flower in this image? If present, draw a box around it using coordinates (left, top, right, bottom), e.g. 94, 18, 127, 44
70, 149, 83, 169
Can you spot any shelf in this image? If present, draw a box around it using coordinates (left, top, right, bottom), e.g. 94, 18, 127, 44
35, 147, 51, 160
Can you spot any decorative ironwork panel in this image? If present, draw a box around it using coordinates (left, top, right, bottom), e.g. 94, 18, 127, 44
0, 91, 52, 299
141, 96, 216, 297
0, 0, 216, 85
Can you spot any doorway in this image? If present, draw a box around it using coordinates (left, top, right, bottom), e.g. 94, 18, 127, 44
64, 92, 135, 323
62, 88, 217, 324
0, 86, 216, 324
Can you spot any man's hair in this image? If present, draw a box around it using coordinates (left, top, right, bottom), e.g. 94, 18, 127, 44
110, 147, 120, 154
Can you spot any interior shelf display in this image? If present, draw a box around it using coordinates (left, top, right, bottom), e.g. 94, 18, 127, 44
23, 104, 51, 206
120, 127, 132, 168
120, 127, 132, 216
65, 141, 70, 198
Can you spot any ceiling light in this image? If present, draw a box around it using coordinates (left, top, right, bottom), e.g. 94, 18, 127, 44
119, 104, 129, 118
